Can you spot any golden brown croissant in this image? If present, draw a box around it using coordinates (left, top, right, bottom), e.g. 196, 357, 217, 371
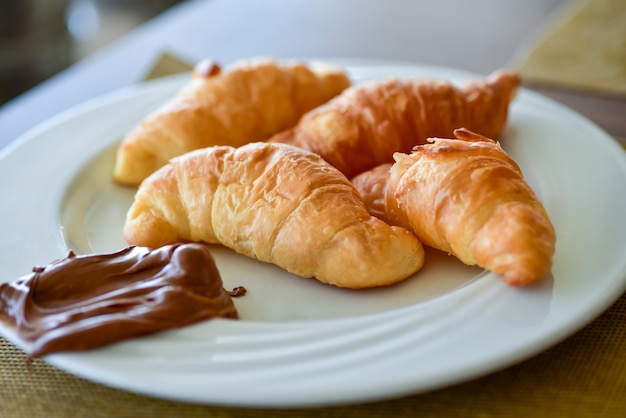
113, 58, 351, 185
270, 70, 519, 178
351, 128, 556, 286
123, 142, 425, 289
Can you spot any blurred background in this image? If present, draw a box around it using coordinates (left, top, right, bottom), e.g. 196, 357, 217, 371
1, 0, 624, 144
0, 0, 184, 106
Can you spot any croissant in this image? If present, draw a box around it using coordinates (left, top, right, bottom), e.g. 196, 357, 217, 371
270, 70, 519, 178
113, 58, 351, 185
123, 142, 425, 289
351, 128, 556, 286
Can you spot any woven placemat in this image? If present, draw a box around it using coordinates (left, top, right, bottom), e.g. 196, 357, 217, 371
513, 0, 626, 97
2, 291, 625, 418
2, 52, 625, 417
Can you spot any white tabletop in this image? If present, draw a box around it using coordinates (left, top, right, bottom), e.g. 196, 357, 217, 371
0, 0, 570, 150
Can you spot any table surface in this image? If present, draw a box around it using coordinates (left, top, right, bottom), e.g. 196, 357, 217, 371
0, 0, 582, 149
1, 0, 625, 416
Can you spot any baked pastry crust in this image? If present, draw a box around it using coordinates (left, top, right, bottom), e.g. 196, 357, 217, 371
113, 58, 351, 185
352, 128, 556, 286
124, 142, 425, 289
271, 70, 519, 178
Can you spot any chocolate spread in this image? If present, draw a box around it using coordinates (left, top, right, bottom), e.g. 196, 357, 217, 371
0, 243, 242, 358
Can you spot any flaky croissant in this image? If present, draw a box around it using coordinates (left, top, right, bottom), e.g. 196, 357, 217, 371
123, 142, 425, 289
270, 70, 519, 178
352, 128, 556, 286
113, 58, 351, 185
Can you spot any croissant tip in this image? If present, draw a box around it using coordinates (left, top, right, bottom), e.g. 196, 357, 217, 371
453, 128, 495, 143
487, 69, 521, 102
194, 59, 222, 78
488, 69, 520, 82
502, 271, 543, 287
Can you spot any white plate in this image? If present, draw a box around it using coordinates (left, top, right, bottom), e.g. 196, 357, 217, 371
1, 60, 625, 408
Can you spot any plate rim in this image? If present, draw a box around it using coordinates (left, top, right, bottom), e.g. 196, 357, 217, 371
1, 58, 625, 408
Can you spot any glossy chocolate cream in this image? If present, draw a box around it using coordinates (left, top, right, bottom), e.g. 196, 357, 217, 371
0, 243, 242, 358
